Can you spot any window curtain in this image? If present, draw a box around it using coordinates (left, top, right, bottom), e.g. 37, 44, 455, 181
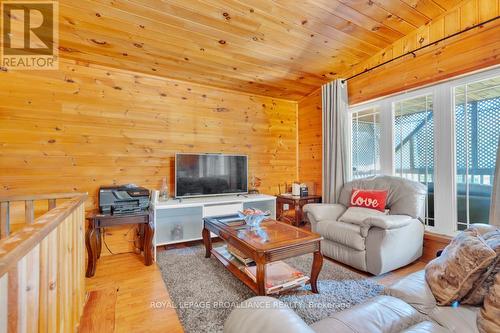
322, 79, 350, 204
491, 140, 500, 227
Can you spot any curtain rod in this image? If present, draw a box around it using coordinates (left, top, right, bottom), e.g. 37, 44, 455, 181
342, 15, 500, 83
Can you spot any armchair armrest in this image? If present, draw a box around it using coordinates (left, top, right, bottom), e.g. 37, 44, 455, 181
303, 203, 346, 223
224, 297, 314, 333
362, 215, 413, 230
303, 204, 346, 233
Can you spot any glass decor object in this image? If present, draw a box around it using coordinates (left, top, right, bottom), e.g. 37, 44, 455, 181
160, 177, 169, 201
239, 208, 270, 228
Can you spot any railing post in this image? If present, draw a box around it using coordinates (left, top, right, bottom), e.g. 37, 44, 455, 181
0, 273, 7, 333
48, 199, 56, 211
0, 202, 9, 239
25, 200, 35, 224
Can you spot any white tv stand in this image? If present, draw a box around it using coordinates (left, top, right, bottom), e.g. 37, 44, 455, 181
151, 194, 276, 260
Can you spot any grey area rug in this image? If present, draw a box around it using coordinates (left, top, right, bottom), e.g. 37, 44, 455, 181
157, 245, 383, 333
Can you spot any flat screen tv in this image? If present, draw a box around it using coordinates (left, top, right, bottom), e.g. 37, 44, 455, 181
175, 153, 248, 198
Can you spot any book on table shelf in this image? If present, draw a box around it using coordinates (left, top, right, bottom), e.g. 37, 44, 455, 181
244, 261, 309, 294
214, 245, 246, 269
227, 244, 254, 266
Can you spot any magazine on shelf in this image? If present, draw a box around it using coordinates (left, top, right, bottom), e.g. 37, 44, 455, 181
213, 245, 309, 294
244, 261, 309, 294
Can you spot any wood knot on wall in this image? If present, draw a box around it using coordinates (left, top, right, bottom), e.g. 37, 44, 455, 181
90, 39, 107, 45
58, 46, 76, 53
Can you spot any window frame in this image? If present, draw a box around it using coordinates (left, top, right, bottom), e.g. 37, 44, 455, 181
349, 106, 382, 179
392, 93, 435, 226
347, 66, 500, 236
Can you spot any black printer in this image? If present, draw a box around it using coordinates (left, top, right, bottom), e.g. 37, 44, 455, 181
99, 185, 150, 215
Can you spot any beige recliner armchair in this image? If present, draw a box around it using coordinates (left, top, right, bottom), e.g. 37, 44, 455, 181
303, 176, 427, 275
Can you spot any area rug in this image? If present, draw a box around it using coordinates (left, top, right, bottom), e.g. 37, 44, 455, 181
157, 245, 383, 333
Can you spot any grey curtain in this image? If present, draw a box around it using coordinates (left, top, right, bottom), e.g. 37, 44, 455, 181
322, 79, 349, 204
490, 140, 500, 226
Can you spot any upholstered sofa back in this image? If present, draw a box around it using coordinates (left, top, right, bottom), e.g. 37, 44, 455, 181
338, 175, 427, 219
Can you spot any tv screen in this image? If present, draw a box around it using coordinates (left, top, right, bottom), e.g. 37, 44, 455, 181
175, 153, 248, 198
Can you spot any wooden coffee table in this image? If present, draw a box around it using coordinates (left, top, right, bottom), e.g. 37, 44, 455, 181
202, 217, 323, 296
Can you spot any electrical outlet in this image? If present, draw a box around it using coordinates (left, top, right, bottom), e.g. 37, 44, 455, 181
283, 203, 289, 210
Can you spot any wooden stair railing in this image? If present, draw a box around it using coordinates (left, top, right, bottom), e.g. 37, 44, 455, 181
0, 193, 86, 238
0, 193, 87, 333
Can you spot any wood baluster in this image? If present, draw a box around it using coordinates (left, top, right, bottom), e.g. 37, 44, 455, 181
0, 274, 7, 333
65, 216, 71, 333
79, 205, 85, 323
39, 238, 49, 333
71, 213, 77, 331
17, 256, 28, 332
64, 219, 69, 333
0, 202, 9, 239
48, 199, 56, 211
46, 231, 57, 333
8, 265, 19, 332
25, 200, 35, 224
57, 223, 64, 333
26, 245, 40, 333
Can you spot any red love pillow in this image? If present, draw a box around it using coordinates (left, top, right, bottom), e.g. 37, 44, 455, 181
350, 189, 388, 212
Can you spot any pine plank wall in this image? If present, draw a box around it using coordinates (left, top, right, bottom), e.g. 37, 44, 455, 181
0, 59, 297, 253
1, 0, 498, 254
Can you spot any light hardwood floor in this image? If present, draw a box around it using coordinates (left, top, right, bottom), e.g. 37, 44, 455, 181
82, 253, 183, 333
81, 238, 430, 333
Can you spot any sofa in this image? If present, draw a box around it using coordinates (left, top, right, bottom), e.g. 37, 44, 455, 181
224, 224, 500, 333
303, 175, 427, 275
224, 270, 480, 333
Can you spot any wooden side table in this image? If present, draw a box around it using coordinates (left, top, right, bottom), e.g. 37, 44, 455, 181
276, 195, 322, 226
85, 211, 154, 277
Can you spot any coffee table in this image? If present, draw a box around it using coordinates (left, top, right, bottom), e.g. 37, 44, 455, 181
202, 217, 323, 296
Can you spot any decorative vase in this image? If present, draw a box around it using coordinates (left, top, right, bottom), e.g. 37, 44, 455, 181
249, 175, 262, 194
160, 177, 169, 201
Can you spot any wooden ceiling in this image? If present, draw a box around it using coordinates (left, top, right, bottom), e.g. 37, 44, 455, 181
58, 0, 465, 100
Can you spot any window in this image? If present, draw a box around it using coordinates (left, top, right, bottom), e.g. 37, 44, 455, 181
351, 107, 380, 179
454, 76, 500, 230
348, 67, 499, 236
394, 95, 434, 226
